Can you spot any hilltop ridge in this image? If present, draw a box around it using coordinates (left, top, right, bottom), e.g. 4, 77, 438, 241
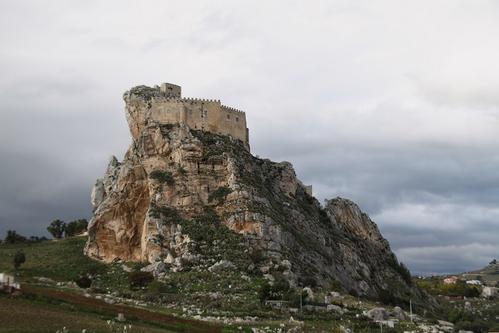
86, 83, 427, 305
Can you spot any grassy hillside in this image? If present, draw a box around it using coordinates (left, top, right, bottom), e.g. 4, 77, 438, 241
0, 237, 106, 281
0, 237, 224, 333
2, 237, 496, 333
0, 295, 177, 333
462, 261, 499, 285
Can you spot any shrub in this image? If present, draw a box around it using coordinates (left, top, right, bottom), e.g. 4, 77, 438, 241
147, 280, 168, 294
329, 279, 343, 292
387, 256, 412, 285
299, 276, 318, 288
75, 276, 92, 288
208, 186, 232, 203
455, 320, 489, 333
129, 271, 154, 289
149, 205, 184, 225
65, 219, 88, 237
47, 220, 66, 239
128, 85, 160, 101
249, 249, 265, 264
28, 236, 49, 243
149, 170, 174, 185
4, 230, 27, 244
13, 250, 26, 269
348, 289, 359, 298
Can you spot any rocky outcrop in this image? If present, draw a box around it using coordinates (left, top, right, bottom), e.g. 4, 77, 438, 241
85, 84, 426, 303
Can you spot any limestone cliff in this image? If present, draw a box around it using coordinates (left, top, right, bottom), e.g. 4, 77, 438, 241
85, 84, 426, 303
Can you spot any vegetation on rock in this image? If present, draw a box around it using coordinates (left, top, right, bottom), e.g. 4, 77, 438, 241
149, 170, 175, 185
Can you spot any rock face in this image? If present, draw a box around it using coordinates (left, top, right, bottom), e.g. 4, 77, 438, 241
85, 84, 425, 302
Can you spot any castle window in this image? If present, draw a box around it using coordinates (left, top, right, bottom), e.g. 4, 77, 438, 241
227, 114, 230, 120
236, 117, 239, 122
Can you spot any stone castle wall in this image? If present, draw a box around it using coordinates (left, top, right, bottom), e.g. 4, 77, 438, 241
130, 83, 249, 150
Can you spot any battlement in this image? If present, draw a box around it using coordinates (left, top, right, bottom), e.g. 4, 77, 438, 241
182, 97, 221, 103
124, 83, 250, 151
221, 104, 245, 115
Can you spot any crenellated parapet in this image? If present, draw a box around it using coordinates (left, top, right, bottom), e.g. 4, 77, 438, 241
124, 83, 250, 151
220, 105, 245, 115
182, 97, 221, 103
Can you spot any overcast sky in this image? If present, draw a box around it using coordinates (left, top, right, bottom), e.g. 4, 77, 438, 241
1, 0, 498, 275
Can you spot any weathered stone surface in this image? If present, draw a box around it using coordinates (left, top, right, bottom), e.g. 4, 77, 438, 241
366, 307, 389, 321
208, 260, 237, 272
141, 261, 167, 275
392, 306, 409, 320
85, 83, 427, 303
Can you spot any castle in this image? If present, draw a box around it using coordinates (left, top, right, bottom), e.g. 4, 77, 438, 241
125, 83, 250, 151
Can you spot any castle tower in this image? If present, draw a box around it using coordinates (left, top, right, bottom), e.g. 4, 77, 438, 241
160, 83, 181, 98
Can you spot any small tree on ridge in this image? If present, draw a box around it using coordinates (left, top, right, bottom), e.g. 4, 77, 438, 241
47, 219, 66, 239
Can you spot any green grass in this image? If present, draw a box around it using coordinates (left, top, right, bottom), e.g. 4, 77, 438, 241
4, 234, 488, 333
0, 237, 106, 282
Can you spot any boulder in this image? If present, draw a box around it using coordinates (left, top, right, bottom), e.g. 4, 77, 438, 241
366, 307, 389, 321
141, 261, 167, 276
392, 306, 409, 320
208, 260, 236, 272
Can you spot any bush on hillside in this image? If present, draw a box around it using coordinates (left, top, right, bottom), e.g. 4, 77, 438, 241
75, 276, 92, 288
149, 170, 175, 185
129, 271, 154, 289
258, 275, 291, 302
47, 220, 66, 239
4, 230, 27, 244
208, 186, 232, 203
65, 219, 88, 237
13, 250, 26, 269
455, 319, 489, 333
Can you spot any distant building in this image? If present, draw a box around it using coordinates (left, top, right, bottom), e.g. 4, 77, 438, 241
466, 280, 482, 285
0, 273, 20, 293
443, 276, 459, 285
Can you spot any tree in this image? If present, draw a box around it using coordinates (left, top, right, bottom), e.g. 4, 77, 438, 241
75, 276, 92, 288
128, 271, 154, 289
47, 220, 66, 239
65, 219, 88, 237
4, 230, 27, 244
13, 250, 26, 269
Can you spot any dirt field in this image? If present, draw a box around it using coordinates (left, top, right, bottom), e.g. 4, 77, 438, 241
0, 286, 222, 333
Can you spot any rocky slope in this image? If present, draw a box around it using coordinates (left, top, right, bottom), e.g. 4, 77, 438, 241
85, 85, 426, 304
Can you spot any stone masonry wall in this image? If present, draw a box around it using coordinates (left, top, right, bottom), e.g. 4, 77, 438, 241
149, 98, 249, 149
126, 83, 250, 150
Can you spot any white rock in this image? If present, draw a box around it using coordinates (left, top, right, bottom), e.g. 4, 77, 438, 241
164, 252, 175, 264
208, 260, 236, 272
